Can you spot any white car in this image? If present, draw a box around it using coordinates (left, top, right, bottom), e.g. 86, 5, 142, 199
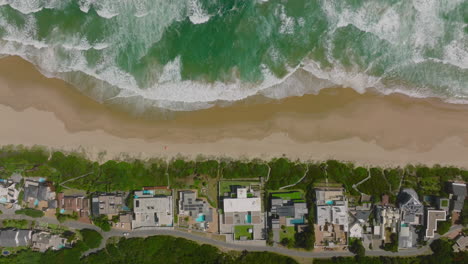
123, 232, 129, 237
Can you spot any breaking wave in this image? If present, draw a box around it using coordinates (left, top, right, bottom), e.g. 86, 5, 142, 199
0, 0, 466, 113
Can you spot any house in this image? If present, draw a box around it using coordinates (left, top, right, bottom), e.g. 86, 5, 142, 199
374, 206, 400, 241
219, 182, 265, 242
132, 189, 173, 229
269, 191, 308, 243
314, 187, 348, 247
270, 192, 308, 228
0, 229, 32, 247
179, 191, 213, 222
349, 221, 363, 238
399, 189, 424, 225
348, 207, 372, 239
398, 188, 423, 249
112, 213, 132, 230
178, 191, 213, 230
425, 209, 446, 238
91, 193, 126, 217
57, 193, 90, 220
23, 179, 56, 210
31, 231, 68, 252
452, 235, 468, 252
0, 179, 19, 206
450, 183, 467, 212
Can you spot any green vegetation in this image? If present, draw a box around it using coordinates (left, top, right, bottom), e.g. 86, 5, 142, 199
1, 146, 467, 200
15, 208, 45, 218
384, 168, 403, 192
358, 168, 391, 198
266, 158, 307, 190
92, 215, 111, 232
55, 209, 79, 223
2, 219, 29, 229
279, 226, 296, 248
441, 199, 449, 207
437, 221, 451, 235
349, 238, 365, 258
462, 201, 468, 226
82, 236, 298, 264
219, 180, 258, 196
382, 233, 398, 252
80, 229, 103, 249
315, 239, 466, 264
234, 225, 253, 240
270, 191, 303, 200
221, 160, 269, 179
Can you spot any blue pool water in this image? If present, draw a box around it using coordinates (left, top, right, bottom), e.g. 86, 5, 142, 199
195, 214, 205, 222
245, 214, 252, 224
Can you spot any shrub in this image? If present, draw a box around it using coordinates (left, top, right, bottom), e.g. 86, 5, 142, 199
15, 208, 44, 218
437, 221, 451, 235
80, 229, 103, 249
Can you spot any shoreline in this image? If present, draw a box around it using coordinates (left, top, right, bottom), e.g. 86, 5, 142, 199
2, 56, 468, 167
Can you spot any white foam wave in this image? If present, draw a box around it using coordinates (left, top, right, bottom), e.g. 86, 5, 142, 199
188, 0, 210, 24
277, 4, 295, 35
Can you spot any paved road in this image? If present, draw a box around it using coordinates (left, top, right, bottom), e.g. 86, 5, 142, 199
1, 210, 458, 259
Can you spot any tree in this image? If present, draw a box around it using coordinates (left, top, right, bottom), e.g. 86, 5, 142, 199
437, 221, 451, 235
80, 229, 103, 250
349, 239, 365, 258
266, 229, 274, 246
92, 215, 111, 232
382, 233, 398, 252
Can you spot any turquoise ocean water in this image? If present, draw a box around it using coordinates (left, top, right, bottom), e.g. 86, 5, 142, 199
0, 0, 466, 113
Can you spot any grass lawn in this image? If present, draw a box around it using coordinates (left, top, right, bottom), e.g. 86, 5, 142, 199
234, 225, 253, 240
2, 219, 30, 229
15, 208, 44, 218
270, 190, 304, 200
441, 200, 449, 207
279, 226, 296, 241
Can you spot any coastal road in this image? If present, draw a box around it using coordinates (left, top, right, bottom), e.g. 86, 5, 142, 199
0, 212, 447, 259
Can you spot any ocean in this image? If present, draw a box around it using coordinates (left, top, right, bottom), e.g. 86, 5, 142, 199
0, 0, 466, 113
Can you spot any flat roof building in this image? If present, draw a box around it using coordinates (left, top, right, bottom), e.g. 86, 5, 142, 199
132, 190, 173, 229
314, 188, 349, 247
270, 192, 308, 229
219, 183, 265, 242
92, 193, 125, 217
425, 209, 446, 238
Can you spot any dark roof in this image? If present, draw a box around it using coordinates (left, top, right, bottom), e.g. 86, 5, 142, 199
205, 208, 213, 222
23, 182, 48, 201
48, 200, 57, 209
354, 210, 371, 221
91, 199, 100, 216
452, 183, 467, 197
23, 185, 38, 201
0, 229, 31, 247
275, 205, 295, 217
37, 185, 48, 201
453, 199, 465, 211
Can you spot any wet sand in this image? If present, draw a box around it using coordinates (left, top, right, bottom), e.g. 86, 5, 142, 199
1, 56, 468, 167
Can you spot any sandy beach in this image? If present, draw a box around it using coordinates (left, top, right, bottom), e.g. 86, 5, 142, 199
1, 56, 468, 167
